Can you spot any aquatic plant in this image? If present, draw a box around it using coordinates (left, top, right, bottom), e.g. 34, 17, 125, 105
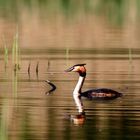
128, 48, 132, 64
47, 60, 50, 71
36, 61, 39, 74
66, 48, 70, 65
36, 61, 39, 79
28, 61, 31, 75
4, 45, 8, 70
12, 31, 20, 71
20, 111, 34, 140
128, 48, 133, 75
2, 36, 9, 70
66, 48, 69, 59
0, 100, 9, 140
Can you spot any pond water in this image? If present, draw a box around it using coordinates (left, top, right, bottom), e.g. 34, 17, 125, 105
0, 48, 140, 140
0, 0, 140, 140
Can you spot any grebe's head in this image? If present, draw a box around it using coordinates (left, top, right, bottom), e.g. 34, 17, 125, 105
65, 64, 86, 76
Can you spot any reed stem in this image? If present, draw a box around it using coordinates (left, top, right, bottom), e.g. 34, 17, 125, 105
12, 31, 20, 71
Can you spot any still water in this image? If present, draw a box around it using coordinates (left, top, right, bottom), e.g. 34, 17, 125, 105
0, 0, 140, 140
0, 48, 140, 140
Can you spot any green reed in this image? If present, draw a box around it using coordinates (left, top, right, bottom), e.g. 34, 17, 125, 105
2, 36, 9, 70
128, 48, 132, 64
66, 48, 69, 65
66, 48, 69, 59
0, 99, 8, 140
12, 31, 20, 71
128, 48, 133, 75
4, 46, 8, 70
128, 48, 133, 68
20, 112, 34, 140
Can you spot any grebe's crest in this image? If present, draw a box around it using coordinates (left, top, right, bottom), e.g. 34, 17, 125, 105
65, 64, 86, 72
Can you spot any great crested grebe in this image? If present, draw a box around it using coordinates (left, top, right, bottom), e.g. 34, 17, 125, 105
65, 64, 122, 115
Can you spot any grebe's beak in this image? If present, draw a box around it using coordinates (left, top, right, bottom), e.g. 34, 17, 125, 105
65, 66, 74, 72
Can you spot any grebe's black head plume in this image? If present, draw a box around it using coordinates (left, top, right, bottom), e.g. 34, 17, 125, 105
65, 64, 86, 76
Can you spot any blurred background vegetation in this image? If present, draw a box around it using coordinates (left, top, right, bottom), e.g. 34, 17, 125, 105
0, 0, 139, 25
0, 0, 139, 50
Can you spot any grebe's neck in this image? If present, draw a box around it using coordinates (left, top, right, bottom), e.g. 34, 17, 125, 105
74, 75, 85, 93
73, 73, 86, 113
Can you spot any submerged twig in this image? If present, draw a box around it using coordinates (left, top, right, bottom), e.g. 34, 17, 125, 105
36, 61, 39, 79
28, 62, 31, 74
28, 62, 31, 80
45, 80, 56, 95
47, 60, 50, 71
36, 61, 39, 74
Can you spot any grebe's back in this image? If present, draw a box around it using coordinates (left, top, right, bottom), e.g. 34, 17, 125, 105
81, 88, 122, 100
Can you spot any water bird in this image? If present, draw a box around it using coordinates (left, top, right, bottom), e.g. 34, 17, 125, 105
65, 64, 122, 116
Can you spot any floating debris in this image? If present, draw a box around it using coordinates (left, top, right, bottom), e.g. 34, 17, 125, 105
45, 80, 56, 95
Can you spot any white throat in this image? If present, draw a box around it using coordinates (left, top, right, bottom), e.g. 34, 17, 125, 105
73, 76, 85, 113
